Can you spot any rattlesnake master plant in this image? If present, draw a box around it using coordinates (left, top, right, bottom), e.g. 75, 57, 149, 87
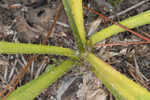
0, 0, 150, 100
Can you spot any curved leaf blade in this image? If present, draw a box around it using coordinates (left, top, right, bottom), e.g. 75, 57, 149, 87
84, 52, 150, 100
7, 60, 75, 100
62, 0, 86, 52
88, 10, 150, 46
0, 42, 78, 59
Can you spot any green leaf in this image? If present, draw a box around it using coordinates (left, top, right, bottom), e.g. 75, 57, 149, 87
88, 10, 150, 46
0, 42, 78, 59
7, 60, 75, 100
84, 52, 150, 100
62, 0, 86, 52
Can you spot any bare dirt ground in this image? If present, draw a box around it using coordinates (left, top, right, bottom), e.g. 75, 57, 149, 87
0, 0, 150, 100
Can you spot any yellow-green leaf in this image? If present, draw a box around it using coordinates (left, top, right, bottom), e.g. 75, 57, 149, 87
88, 10, 150, 46
0, 42, 78, 59
62, 0, 86, 52
84, 52, 150, 100
7, 60, 75, 100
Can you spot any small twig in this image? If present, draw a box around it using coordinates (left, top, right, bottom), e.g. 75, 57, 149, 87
134, 55, 149, 82
95, 41, 150, 47
137, 28, 150, 38
16, 59, 25, 69
126, 61, 150, 90
35, 62, 46, 78
134, 55, 144, 81
109, 0, 149, 19
4, 65, 8, 83
50, 20, 70, 28
42, 3, 62, 45
30, 61, 34, 79
21, 55, 27, 66
128, 68, 139, 82
8, 60, 18, 82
